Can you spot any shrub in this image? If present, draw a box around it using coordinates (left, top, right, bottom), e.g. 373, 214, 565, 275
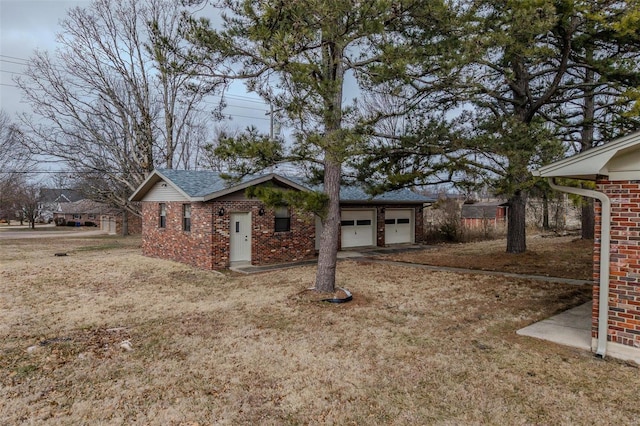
54, 217, 67, 226
84, 221, 97, 227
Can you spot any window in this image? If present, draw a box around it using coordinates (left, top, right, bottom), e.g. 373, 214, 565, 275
274, 206, 290, 232
73, 214, 81, 220
183, 204, 191, 232
88, 214, 96, 219
159, 203, 166, 228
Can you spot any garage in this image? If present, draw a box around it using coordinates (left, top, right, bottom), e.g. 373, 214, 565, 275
384, 209, 413, 244
341, 209, 375, 248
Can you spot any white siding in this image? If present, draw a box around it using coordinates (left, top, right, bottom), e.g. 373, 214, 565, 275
142, 181, 188, 202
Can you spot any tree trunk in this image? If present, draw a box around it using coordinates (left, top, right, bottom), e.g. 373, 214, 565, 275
315, 159, 341, 293
581, 196, 595, 240
121, 209, 129, 236
506, 191, 527, 253
542, 193, 550, 230
580, 46, 595, 240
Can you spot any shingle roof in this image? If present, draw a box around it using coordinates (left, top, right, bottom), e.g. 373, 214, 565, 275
40, 188, 83, 203
460, 202, 508, 219
157, 169, 259, 198
131, 169, 434, 204
57, 199, 118, 215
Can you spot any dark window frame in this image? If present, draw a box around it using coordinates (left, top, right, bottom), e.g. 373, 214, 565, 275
159, 203, 166, 228
274, 206, 291, 232
183, 204, 191, 232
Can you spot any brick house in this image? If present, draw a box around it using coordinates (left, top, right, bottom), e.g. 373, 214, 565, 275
129, 169, 432, 270
460, 201, 507, 229
536, 131, 640, 363
53, 199, 141, 235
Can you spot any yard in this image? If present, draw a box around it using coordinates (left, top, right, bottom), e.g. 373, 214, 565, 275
1, 234, 638, 424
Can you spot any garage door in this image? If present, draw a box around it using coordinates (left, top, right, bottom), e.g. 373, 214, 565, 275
384, 209, 413, 244
341, 210, 375, 248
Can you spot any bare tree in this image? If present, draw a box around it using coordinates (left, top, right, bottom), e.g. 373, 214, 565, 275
0, 111, 34, 223
16, 0, 213, 217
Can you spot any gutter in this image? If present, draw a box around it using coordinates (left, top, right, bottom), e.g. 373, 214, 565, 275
548, 178, 611, 358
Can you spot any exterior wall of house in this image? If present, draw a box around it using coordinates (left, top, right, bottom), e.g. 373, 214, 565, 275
594, 179, 640, 351
461, 206, 507, 229
142, 200, 423, 270
143, 200, 317, 270
54, 213, 101, 226
212, 200, 316, 269
55, 211, 142, 235
142, 201, 214, 269
116, 212, 142, 235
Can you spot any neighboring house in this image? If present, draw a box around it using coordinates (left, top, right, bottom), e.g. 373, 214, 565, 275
54, 199, 141, 235
536, 130, 640, 364
38, 188, 83, 222
129, 169, 433, 270
461, 202, 507, 229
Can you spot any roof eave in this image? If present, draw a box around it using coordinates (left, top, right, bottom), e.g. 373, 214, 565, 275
129, 170, 195, 202
202, 173, 311, 201
339, 199, 432, 205
535, 130, 640, 180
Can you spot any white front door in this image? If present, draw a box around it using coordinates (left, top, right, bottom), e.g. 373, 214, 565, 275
384, 209, 413, 244
341, 210, 375, 248
230, 212, 251, 262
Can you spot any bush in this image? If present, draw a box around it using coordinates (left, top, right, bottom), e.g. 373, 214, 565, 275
84, 221, 97, 227
54, 217, 67, 226
66, 221, 77, 227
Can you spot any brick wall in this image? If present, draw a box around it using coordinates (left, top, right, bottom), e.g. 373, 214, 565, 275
142, 200, 424, 270
212, 201, 316, 268
143, 200, 317, 270
142, 201, 214, 269
594, 179, 640, 349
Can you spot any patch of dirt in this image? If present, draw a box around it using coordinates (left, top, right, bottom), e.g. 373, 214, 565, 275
290, 287, 371, 306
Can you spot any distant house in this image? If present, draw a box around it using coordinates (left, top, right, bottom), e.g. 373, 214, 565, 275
53, 199, 141, 235
38, 188, 83, 222
129, 169, 433, 270
461, 202, 507, 229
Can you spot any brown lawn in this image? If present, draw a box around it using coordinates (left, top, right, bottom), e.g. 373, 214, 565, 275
383, 235, 594, 280
1, 234, 637, 424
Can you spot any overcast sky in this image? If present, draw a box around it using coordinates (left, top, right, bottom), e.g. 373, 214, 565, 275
0, 0, 273, 133
0, 1, 88, 115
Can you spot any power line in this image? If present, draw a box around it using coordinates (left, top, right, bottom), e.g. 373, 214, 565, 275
0, 54, 29, 63
0, 59, 29, 67
0, 69, 24, 75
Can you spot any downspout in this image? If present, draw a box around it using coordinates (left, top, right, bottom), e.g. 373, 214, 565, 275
548, 178, 610, 358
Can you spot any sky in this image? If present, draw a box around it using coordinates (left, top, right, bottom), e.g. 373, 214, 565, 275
0, 0, 272, 132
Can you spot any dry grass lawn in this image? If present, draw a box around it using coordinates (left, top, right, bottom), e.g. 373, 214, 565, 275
1, 234, 638, 424
383, 235, 594, 280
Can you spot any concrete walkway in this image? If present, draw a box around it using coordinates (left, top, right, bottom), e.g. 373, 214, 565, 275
517, 302, 592, 351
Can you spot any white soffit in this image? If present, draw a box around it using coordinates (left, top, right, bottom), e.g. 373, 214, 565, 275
536, 131, 640, 180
